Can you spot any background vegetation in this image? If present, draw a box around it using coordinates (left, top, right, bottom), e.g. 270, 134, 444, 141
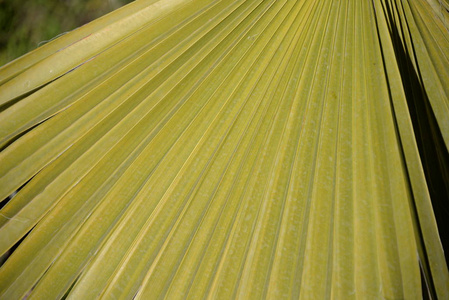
0, 0, 133, 66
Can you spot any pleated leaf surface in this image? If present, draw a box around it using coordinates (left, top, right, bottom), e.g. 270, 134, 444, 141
0, 0, 448, 299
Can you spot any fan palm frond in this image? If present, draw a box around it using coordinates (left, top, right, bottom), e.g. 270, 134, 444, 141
0, 0, 448, 298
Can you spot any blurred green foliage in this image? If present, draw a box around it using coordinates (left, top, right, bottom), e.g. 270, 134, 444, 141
0, 0, 133, 66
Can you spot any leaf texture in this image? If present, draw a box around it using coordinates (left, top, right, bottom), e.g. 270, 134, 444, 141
0, 0, 448, 299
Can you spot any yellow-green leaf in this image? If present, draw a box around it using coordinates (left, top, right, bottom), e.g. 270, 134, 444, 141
0, 0, 448, 299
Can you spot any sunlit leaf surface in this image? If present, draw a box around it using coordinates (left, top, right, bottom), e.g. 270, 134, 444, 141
0, 0, 448, 299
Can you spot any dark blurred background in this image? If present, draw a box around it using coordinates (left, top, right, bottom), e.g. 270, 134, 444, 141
0, 0, 134, 66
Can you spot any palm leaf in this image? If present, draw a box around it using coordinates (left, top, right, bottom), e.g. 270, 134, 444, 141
0, 0, 448, 298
